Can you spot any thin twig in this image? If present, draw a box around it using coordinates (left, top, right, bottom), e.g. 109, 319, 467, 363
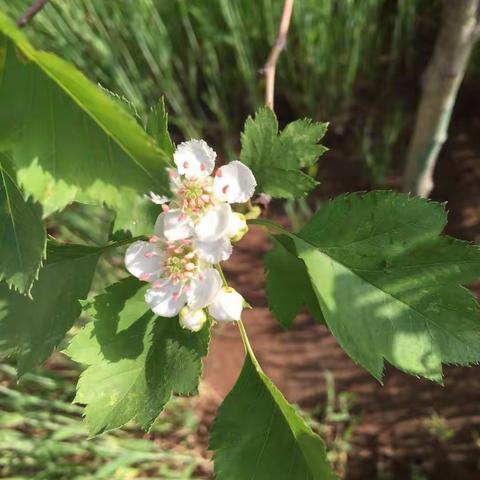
17, 0, 49, 28
261, 0, 295, 109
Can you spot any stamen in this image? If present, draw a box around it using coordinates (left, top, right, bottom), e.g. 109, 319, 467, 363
149, 235, 160, 243
144, 251, 155, 258
162, 204, 170, 212
140, 273, 150, 281
183, 161, 189, 169
222, 185, 229, 194
201, 194, 210, 202
200, 164, 206, 171
215, 168, 222, 178
178, 213, 187, 222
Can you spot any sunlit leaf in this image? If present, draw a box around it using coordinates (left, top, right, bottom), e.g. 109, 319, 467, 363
0, 12, 171, 215
67, 277, 210, 435
293, 191, 480, 382
240, 107, 327, 199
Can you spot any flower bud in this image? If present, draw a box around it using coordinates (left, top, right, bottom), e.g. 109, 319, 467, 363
228, 212, 248, 242
179, 307, 207, 332
208, 287, 244, 322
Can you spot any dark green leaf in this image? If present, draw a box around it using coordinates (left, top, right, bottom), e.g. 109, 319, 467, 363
0, 241, 101, 375
210, 349, 336, 480
67, 277, 210, 435
265, 235, 324, 328
0, 153, 45, 293
0, 12, 171, 215
240, 107, 327, 199
293, 191, 480, 382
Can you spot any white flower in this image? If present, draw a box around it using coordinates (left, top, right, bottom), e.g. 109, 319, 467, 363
150, 140, 256, 263
208, 287, 245, 322
179, 307, 207, 332
124, 222, 222, 317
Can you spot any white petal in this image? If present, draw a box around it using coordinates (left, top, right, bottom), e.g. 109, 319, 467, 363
213, 161, 256, 204
194, 203, 231, 241
161, 209, 194, 242
179, 307, 207, 332
167, 167, 182, 189
227, 212, 248, 241
187, 268, 222, 310
125, 241, 163, 281
153, 212, 166, 240
146, 192, 169, 204
145, 281, 186, 317
195, 237, 233, 263
208, 287, 244, 322
174, 139, 216, 178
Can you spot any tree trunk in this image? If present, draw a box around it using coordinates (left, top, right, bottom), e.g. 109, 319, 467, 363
403, 0, 480, 197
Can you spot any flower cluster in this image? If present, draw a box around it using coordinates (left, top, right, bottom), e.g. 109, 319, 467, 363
125, 140, 256, 332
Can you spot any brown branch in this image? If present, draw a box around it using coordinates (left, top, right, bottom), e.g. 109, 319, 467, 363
261, 0, 294, 110
17, 0, 49, 28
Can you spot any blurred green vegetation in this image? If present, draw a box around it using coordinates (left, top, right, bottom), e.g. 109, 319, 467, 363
0, 359, 212, 479
1, 0, 442, 181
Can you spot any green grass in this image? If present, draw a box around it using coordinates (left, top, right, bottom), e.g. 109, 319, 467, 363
1, 0, 438, 165
0, 360, 212, 480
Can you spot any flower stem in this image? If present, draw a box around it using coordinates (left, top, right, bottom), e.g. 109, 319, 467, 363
215, 264, 228, 286
214, 263, 260, 365
238, 319, 259, 366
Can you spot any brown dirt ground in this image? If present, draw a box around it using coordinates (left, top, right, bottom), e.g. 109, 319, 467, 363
200, 119, 480, 480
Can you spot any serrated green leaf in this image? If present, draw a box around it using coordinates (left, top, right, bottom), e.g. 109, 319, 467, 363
146, 97, 175, 159
292, 191, 480, 382
240, 107, 327, 199
0, 241, 102, 375
0, 153, 45, 293
210, 348, 336, 480
265, 235, 325, 328
0, 12, 171, 215
278, 118, 329, 168
67, 277, 210, 435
